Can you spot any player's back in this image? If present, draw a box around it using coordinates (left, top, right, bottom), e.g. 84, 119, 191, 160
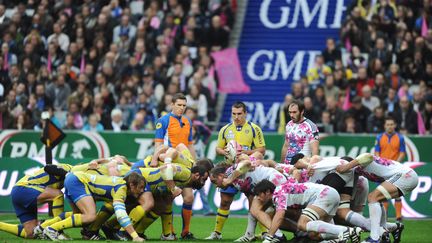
275, 182, 329, 207
73, 171, 126, 202
15, 163, 72, 190
357, 156, 406, 181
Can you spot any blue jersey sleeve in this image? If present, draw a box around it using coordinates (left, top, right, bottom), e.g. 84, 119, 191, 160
398, 134, 406, 152
155, 116, 169, 142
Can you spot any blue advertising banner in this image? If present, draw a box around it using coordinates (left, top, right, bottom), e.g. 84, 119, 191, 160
223, 0, 351, 130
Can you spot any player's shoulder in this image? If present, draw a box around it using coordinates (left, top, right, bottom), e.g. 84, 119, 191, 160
248, 121, 263, 130
219, 122, 234, 133
303, 118, 318, 129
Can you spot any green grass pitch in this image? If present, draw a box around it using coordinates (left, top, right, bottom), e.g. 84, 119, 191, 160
0, 213, 431, 242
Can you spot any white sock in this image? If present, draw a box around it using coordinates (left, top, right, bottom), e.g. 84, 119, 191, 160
345, 211, 371, 231
368, 202, 382, 240
380, 203, 387, 227
275, 230, 283, 237
245, 212, 256, 236
306, 220, 347, 235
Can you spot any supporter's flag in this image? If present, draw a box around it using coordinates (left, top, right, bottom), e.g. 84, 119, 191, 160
422, 16, 428, 37
342, 89, 351, 111
211, 48, 250, 94
80, 53, 86, 73
3, 52, 8, 70
417, 111, 426, 135
47, 53, 52, 74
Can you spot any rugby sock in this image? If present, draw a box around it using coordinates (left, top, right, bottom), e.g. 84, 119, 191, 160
52, 194, 64, 217
50, 214, 82, 231
136, 211, 159, 233
306, 221, 347, 235
181, 203, 192, 236
87, 203, 114, 231
214, 208, 229, 234
41, 212, 73, 228
129, 205, 146, 225
395, 198, 402, 221
380, 203, 387, 227
245, 212, 257, 236
368, 202, 382, 240
386, 222, 398, 232
345, 211, 371, 231
161, 210, 173, 236
0, 222, 26, 238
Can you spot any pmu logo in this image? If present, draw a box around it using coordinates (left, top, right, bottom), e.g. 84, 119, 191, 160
400, 136, 429, 218
0, 130, 110, 159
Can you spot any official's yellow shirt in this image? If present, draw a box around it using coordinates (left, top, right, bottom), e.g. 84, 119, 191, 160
217, 121, 265, 151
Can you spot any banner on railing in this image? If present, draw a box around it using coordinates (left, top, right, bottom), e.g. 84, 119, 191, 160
0, 131, 431, 217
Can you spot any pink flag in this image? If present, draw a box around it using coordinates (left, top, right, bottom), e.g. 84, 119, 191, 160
342, 89, 351, 111
345, 38, 352, 53
422, 16, 428, 37
80, 53, 86, 73
3, 53, 8, 70
211, 48, 250, 94
47, 53, 52, 74
417, 111, 426, 135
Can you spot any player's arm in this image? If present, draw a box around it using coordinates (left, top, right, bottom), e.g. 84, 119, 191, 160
188, 143, 197, 160
222, 159, 252, 187
216, 127, 227, 156
246, 124, 266, 155
268, 209, 285, 237
153, 117, 167, 164
151, 145, 169, 166
113, 189, 144, 242
336, 153, 373, 173
160, 164, 182, 197
280, 139, 289, 163
310, 139, 319, 156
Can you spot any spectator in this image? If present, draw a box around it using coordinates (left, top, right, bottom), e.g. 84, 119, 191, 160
367, 106, 385, 133
47, 22, 70, 53
347, 96, 371, 132
82, 113, 104, 132
361, 85, 380, 111
307, 55, 332, 84
323, 74, 340, 101
45, 75, 71, 111
322, 37, 341, 67
104, 108, 128, 132
373, 73, 388, 101
340, 114, 363, 133
318, 110, 334, 134
186, 84, 208, 121
391, 96, 418, 134
277, 94, 293, 134
303, 96, 320, 123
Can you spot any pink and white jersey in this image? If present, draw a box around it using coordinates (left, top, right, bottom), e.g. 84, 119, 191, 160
227, 165, 288, 193
284, 118, 319, 164
272, 182, 332, 211
355, 156, 411, 182
308, 157, 351, 183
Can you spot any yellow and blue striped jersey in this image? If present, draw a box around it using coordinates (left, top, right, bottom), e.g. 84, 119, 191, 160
72, 171, 128, 203
132, 164, 191, 194
15, 163, 73, 192
217, 121, 265, 151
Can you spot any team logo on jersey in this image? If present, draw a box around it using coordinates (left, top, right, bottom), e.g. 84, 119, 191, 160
245, 129, 249, 134
156, 123, 162, 129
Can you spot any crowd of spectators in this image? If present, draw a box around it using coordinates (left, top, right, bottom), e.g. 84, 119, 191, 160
0, 0, 235, 131
279, 0, 432, 135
